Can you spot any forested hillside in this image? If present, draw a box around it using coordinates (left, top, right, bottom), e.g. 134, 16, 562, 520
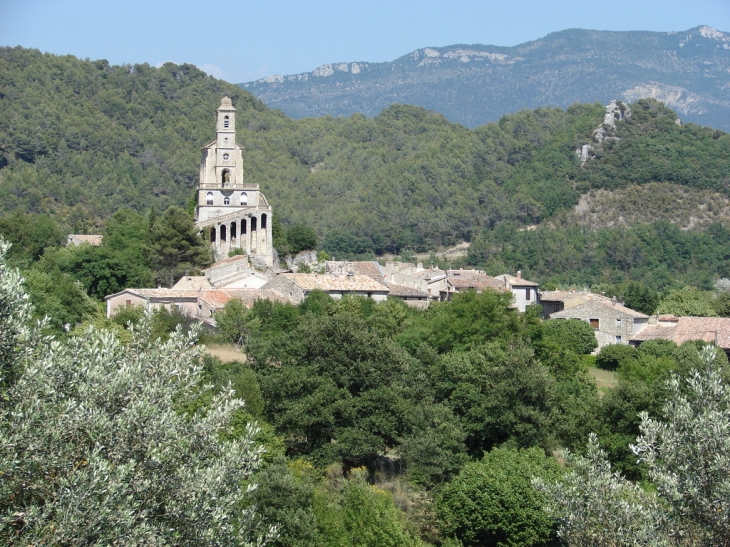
3, 47, 730, 289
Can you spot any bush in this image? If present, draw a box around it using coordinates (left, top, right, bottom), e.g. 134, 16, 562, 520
542, 319, 598, 355
436, 447, 563, 547
596, 344, 639, 370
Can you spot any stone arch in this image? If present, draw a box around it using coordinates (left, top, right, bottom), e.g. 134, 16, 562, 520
261, 213, 267, 229
210, 227, 216, 243
251, 216, 257, 232
224, 115, 230, 128
206, 192, 214, 205
221, 169, 231, 187
220, 224, 227, 241
240, 192, 248, 205
230, 221, 237, 240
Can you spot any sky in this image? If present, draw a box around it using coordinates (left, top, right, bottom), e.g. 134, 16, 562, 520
2, 0, 729, 84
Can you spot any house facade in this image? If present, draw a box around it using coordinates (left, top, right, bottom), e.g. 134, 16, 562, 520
550, 299, 648, 350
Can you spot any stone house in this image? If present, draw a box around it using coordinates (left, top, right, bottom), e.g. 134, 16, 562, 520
549, 299, 648, 350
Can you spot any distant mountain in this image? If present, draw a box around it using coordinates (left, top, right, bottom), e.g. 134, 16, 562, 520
241, 26, 730, 131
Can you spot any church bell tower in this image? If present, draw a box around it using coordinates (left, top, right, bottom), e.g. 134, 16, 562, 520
195, 97, 273, 267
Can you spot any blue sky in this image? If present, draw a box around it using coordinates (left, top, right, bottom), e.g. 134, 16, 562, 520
2, 0, 729, 83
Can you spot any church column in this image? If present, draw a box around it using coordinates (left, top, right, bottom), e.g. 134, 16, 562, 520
245, 216, 251, 255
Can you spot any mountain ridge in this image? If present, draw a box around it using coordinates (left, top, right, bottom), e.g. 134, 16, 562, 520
241, 26, 730, 130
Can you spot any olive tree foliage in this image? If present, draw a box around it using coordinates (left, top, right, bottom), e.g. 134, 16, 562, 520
536, 345, 730, 547
632, 345, 730, 546
0, 243, 277, 546
534, 434, 666, 547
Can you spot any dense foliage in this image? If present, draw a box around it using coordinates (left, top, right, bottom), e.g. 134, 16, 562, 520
0, 243, 277, 546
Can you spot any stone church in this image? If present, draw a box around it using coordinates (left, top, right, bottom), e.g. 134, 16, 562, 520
195, 97, 274, 267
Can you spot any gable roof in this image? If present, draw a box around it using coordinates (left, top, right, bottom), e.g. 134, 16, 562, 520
550, 299, 648, 319
276, 273, 389, 293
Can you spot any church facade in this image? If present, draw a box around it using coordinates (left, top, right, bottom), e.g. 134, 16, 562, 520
195, 97, 274, 267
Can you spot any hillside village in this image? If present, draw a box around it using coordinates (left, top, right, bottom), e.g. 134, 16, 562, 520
95, 97, 730, 356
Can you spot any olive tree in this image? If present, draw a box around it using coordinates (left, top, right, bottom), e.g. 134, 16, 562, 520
537, 345, 730, 547
0, 242, 277, 546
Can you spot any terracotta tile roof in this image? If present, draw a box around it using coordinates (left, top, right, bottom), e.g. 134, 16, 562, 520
281, 273, 390, 293
631, 317, 730, 348
384, 283, 429, 298
447, 271, 508, 292
550, 299, 648, 319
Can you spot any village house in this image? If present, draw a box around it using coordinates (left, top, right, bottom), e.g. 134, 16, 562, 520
549, 299, 649, 350
105, 287, 294, 325
630, 315, 730, 356
493, 272, 540, 313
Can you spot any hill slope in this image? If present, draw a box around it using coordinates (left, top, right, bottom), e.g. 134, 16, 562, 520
2, 48, 730, 259
241, 26, 730, 131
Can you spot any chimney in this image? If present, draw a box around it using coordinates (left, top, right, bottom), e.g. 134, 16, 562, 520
517, 270, 522, 279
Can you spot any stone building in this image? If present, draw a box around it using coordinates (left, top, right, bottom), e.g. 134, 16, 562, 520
550, 299, 648, 350
195, 97, 273, 267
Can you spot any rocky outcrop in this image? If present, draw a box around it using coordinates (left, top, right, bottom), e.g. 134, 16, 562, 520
575, 100, 632, 165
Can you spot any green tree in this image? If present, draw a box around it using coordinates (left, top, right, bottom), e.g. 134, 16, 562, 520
541, 318, 598, 355
286, 225, 318, 254
656, 287, 717, 317
215, 298, 261, 346
437, 447, 563, 547
0, 245, 277, 546
147, 206, 212, 287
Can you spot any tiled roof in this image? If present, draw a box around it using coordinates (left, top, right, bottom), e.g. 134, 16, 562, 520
539, 290, 611, 303
447, 271, 508, 292
205, 254, 251, 270
172, 276, 213, 290
281, 273, 389, 292
550, 299, 648, 319
631, 317, 730, 348
384, 282, 429, 298
494, 273, 540, 287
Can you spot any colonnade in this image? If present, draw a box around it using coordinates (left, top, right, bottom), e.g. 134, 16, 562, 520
209, 212, 269, 256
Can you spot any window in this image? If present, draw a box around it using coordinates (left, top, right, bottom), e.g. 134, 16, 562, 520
125, 299, 132, 307
223, 196, 230, 205
224, 115, 229, 128
206, 192, 213, 205
615, 335, 622, 344
589, 318, 599, 330
223, 153, 229, 161
616, 318, 622, 327
240, 192, 248, 205
526, 289, 531, 301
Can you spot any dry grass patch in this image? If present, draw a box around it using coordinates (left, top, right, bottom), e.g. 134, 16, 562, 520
588, 366, 618, 391
205, 344, 247, 363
